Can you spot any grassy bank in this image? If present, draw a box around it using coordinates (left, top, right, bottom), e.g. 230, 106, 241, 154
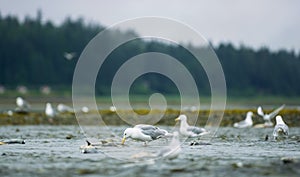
1, 93, 300, 103
0, 108, 299, 127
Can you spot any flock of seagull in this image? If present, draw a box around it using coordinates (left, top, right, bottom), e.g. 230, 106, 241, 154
121, 104, 289, 149
121, 114, 209, 146
3, 97, 290, 159
13, 96, 89, 118
82, 114, 209, 159
233, 104, 289, 140
114, 105, 289, 159
12, 97, 290, 140
12, 97, 118, 117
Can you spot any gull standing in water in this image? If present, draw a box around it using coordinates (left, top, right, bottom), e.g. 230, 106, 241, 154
273, 115, 289, 140
121, 124, 171, 145
16, 97, 31, 111
175, 114, 209, 137
45, 103, 56, 118
257, 104, 285, 127
233, 111, 253, 128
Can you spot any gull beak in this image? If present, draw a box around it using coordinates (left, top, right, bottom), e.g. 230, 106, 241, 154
175, 117, 180, 122
121, 136, 126, 145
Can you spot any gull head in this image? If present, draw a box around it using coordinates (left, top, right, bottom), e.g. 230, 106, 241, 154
121, 128, 133, 145
275, 115, 285, 125
16, 97, 23, 105
46, 103, 52, 109
175, 114, 187, 122
247, 111, 253, 117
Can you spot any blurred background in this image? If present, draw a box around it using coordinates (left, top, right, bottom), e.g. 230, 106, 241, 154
0, 0, 300, 106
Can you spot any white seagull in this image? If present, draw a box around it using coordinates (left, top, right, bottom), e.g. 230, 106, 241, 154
233, 111, 253, 128
175, 114, 209, 137
57, 103, 73, 113
63, 52, 76, 60
45, 103, 56, 118
257, 104, 285, 127
121, 124, 171, 145
273, 115, 289, 140
109, 105, 117, 112
157, 131, 181, 159
81, 106, 89, 113
16, 97, 31, 110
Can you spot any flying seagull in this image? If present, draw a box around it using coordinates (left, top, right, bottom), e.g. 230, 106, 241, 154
63, 52, 76, 60
257, 104, 285, 127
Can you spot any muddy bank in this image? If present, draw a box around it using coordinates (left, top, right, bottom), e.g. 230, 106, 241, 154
0, 109, 299, 126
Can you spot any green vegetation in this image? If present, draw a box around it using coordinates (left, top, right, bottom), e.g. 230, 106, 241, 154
0, 11, 300, 97
0, 108, 299, 127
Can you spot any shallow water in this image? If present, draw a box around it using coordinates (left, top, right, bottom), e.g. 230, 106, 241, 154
0, 125, 300, 177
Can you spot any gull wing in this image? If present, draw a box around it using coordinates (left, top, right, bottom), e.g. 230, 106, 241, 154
25, 100, 31, 108
257, 106, 264, 117
134, 124, 158, 131
141, 129, 166, 140
269, 104, 285, 119
234, 120, 248, 128
187, 126, 207, 135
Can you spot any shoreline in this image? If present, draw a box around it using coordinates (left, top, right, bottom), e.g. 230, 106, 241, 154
1, 108, 299, 127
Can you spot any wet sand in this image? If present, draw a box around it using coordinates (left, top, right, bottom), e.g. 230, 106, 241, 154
0, 125, 299, 177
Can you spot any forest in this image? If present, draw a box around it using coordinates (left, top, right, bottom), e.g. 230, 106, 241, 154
0, 12, 300, 97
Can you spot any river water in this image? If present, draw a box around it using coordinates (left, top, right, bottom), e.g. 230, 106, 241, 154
0, 125, 300, 177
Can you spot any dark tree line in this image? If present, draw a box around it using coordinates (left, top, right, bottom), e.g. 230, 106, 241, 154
0, 12, 299, 96
0, 12, 101, 88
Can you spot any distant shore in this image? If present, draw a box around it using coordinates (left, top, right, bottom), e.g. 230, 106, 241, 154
0, 108, 299, 127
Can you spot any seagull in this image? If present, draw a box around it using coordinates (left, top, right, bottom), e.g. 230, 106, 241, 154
233, 111, 253, 128
109, 105, 117, 112
81, 106, 89, 113
121, 124, 171, 145
45, 103, 56, 118
156, 131, 181, 159
6, 110, 13, 116
16, 97, 31, 111
175, 114, 209, 137
63, 52, 76, 60
273, 115, 289, 140
57, 103, 73, 113
257, 104, 285, 127
0, 139, 25, 144
80, 141, 98, 154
